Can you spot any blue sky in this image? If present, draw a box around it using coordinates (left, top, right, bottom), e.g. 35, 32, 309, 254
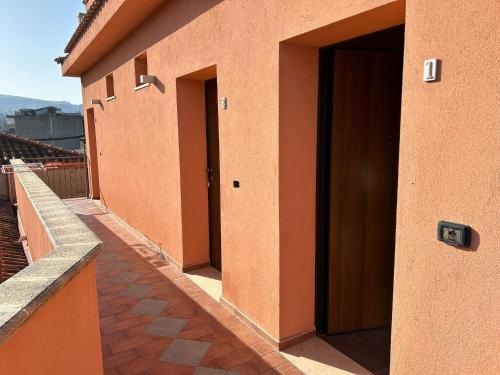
0, 1, 84, 104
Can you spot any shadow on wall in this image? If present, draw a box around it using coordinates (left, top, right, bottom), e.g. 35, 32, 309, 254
155, 78, 166, 94
469, 228, 480, 251
460, 227, 480, 252
83, 0, 224, 86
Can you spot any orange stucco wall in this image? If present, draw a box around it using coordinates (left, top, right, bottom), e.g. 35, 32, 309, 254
72, 0, 499, 368
278, 42, 318, 339
15, 175, 53, 261
176, 75, 212, 267
390, 1, 499, 373
0, 262, 103, 375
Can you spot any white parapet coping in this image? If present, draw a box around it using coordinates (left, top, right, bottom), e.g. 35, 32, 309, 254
0, 159, 102, 344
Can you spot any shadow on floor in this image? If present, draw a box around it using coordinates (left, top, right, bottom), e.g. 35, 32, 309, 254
68, 198, 392, 374
65, 198, 300, 374
319, 328, 391, 374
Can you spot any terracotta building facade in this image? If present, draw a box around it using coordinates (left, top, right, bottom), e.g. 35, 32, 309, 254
61, 1, 498, 373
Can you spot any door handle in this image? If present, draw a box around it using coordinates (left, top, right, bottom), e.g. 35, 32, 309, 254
207, 168, 214, 187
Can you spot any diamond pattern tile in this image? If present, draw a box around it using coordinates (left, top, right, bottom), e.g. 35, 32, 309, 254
130, 298, 169, 316
118, 283, 153, 298
160, 339, 211, 366
64, 198, 303, 375
144, 316, 187, 337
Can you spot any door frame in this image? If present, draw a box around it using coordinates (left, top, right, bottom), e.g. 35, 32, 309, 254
315, 40, 404, 335
204, 77, 222, 271
85, 107, 100, 199
315, 47, 335, 334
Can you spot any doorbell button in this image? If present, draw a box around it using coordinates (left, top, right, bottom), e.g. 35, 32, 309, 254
437, 221, 471, 247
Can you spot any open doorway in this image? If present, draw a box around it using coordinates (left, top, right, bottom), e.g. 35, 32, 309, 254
315, 25, 404, 374
85, 108, 100, 199
204, 78, 222, 271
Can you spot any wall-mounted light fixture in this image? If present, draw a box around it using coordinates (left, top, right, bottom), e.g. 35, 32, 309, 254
140, 75, 156, 84
90, 99, 101, 105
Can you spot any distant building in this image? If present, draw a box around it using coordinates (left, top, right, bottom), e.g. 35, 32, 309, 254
0, 131, 83, 200
6, 106, 84, 150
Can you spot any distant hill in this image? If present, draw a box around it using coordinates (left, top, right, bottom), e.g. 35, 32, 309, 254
0, 94, 82, 115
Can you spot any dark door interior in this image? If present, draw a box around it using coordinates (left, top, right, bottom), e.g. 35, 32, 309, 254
205, 78, 222, 271
327, 47, 402, 333
86, 108, 100, 198
316, 26, 404, 373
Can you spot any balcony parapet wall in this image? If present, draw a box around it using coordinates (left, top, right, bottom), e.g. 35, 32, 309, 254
0, 159, 102, 344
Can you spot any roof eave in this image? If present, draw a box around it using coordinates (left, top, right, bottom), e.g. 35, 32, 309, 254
61, 0, 166, 77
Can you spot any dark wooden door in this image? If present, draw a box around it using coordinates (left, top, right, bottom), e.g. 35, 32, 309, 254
205, 78, 222, 271
327, 49, 403, 334
86, 108, 100, 199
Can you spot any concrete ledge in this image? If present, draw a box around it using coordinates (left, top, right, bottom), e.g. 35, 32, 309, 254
133, 83, 150, 91
0, 159, 102, 344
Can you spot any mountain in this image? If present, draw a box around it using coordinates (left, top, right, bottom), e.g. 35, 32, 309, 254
0, 94, 82, 115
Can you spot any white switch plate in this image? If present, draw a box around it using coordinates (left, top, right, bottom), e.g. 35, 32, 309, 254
423, 58, 438, 82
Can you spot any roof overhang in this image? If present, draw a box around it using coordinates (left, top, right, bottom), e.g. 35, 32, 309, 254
61, 0, 166, 77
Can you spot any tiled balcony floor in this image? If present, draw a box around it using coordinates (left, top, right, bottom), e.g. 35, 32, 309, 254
65, 198, 302, 375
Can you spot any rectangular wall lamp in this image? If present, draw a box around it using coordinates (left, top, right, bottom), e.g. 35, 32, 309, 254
140, 75, 156, 84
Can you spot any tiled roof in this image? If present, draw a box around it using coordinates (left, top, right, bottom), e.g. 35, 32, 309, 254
64, 0, 106, 54
0, 201, 27, 283
0, 132, 82, 165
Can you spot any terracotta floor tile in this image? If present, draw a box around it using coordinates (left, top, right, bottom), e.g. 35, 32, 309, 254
100, 314, 117, 327
145, 316, 188, 337
208, 347, 260, 370
195, 367, 239, 375
148, 362, 195, 375
110, 271, 143, 284
117, 353, 162, 375
103, 368, 120, 375
201, 342, 238, 364
100, 330, 128, 346
183, 314, 218, 331
227, 361, 263, 375
273, 361, 304, 375
135, 337, 173, 355
159, 339, 211, 366
123, 322, 151, 338
99, 302, 134, 318
129, 298, 169, 316
63, 198, 301, 375
100, 284, 128, 295
101, 317, 142, 335
101, 345, 111, 358
178, 323, 217, 340
108, 334, 154, 354
118, 283, 154, 298
106, 295, 139, 308
259, 351, 289, 369
114, 311, 145, 322
103, 349, 139, 369
250, 340, 275, 356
